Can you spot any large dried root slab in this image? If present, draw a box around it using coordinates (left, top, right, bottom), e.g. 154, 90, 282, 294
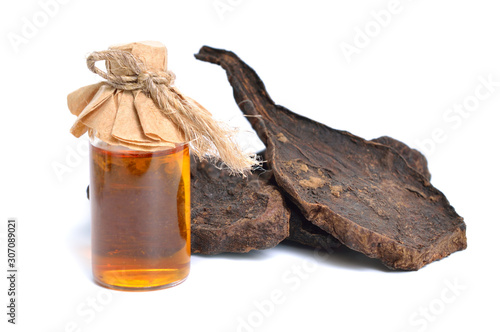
195, 46, 467, 270
191, 158, 289, 254
287, 135, 431, 251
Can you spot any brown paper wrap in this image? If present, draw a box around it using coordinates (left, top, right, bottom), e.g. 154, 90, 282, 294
67, 41, 257, 174
68, 42, 185, 151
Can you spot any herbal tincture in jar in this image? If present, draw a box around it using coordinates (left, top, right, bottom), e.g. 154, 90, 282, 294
90, 139, 190, 290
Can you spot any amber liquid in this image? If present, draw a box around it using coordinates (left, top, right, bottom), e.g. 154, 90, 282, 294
90, 142, 190, 291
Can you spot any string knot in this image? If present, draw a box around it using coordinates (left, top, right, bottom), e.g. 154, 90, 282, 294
137, 70, 175, 88
137, 71, 153, 85
86, 50, 175, 92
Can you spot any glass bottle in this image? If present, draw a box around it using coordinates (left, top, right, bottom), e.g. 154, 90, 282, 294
89, 136, 190, 291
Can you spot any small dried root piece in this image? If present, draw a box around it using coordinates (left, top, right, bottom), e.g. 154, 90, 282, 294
191, 158, 289, 254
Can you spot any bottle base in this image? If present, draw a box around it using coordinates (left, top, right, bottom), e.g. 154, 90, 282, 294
93, 268, 189, 292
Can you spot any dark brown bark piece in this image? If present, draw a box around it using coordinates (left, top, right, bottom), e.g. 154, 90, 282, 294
195, 46, 467, 270
286, 197, 342, 250
256, 151, 342, 250
190, 158, 290, 254
287, 136, 430, 251
371, 136, 431, 181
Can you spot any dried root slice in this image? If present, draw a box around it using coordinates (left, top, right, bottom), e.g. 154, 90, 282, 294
195, 46, 466, 270
287, 136, 431, 251
191, 158, 289, 254
286, 198, 342, 250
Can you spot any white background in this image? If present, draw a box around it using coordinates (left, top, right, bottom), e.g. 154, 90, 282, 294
1, 0, 498, 331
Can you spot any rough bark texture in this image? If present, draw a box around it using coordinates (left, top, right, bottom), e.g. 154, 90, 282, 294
372, 136, 431, 181
286, 136, 430, 251
286, 197, 342, 250
191, 158, 289, 254
195, 46, 467, 270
